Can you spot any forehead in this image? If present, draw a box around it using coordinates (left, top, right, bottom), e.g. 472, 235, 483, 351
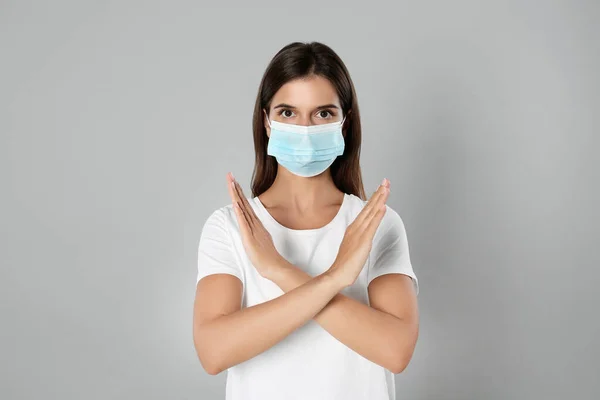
271, 75, 340, 108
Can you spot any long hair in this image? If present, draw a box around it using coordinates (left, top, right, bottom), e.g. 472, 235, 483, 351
250, 41, 366, 200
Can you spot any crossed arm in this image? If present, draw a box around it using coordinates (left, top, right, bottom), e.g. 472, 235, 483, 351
193, 174, 418, 375
194, 260, 418, 375
268, 259, 419, 374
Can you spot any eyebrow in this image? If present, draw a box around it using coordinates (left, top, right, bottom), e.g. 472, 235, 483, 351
273, 103, 340, 110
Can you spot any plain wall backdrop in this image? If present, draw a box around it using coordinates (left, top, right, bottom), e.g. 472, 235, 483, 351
1, 1, 598, 399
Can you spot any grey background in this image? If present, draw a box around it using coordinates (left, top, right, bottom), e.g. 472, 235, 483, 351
1, 1, 598, 399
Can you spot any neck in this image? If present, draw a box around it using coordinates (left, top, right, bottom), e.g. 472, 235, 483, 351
265, 165, 342, 210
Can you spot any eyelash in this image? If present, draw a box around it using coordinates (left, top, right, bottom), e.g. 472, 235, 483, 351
277, 109, 334, 119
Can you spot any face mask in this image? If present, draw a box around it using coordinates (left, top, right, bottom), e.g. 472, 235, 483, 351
265, 114, 346, 177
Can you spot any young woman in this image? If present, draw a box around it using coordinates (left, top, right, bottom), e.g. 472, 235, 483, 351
193, 41, 419, 400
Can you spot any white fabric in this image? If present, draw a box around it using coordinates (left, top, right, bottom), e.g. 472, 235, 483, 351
196, 192, 419, 400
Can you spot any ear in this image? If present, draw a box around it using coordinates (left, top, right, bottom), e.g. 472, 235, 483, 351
263, 109, 271, 138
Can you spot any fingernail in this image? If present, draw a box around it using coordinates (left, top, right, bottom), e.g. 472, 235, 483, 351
381, 178, 386, 185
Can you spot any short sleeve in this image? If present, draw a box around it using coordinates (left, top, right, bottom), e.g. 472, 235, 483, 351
367, 206, 419, 296
196, 208, 244, 287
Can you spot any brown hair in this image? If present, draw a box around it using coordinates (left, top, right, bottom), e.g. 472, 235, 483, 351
250, 41, 366, 200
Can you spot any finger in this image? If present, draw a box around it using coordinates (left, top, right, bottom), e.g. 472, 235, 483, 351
233, 179, 260, 227
232, 181, 253, 230
354, 182, 387, 226
365, 179, 391, 220
364, 178, 389, 211
226, 172, 238, 204
227, 173, 243, 217
233, 201, 253, 238
354, 186, 384, 225
360, 186, 389, 229
364, 201, 388, 239
364, 188, 386, 220
233, 180, 260, 228
364, 187, 390, 237
227, 173, 253, 231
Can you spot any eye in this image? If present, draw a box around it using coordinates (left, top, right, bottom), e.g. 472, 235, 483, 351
317, 110, 334, 119
277, 109, 295, 118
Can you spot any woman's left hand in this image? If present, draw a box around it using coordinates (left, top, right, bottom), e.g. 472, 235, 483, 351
226, 172, 285, 279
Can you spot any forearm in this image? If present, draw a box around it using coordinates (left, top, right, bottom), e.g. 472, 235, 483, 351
266, 261, 410, 372
197, 271, 344, 374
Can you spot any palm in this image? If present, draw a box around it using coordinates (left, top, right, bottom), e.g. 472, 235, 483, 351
225, 173, 283, 278
330, 180, 391, 287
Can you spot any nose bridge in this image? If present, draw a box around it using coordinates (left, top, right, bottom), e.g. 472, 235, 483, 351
298, 113, 312, 126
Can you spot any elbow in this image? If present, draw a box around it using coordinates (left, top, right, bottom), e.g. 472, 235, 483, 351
194, 327, 224, 375
388, 320, 418, 374
197, 349, 224, 375
203, 362, 223, 376
196, 341, 225, 375
389, 357, 409, 374
388, 343, 417, 374
388, 339, 416, 374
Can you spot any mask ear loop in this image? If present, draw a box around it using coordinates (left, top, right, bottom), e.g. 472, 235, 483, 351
264, 111, 271, 128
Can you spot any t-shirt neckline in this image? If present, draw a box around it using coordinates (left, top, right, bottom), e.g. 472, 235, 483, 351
252, 193, 348, 235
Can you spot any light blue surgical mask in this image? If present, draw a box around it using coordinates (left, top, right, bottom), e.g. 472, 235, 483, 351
265, 114, 346, 177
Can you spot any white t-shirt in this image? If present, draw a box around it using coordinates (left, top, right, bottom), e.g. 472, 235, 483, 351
196, 192, 419, 400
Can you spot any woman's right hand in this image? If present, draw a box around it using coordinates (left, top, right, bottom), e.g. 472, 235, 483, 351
327, 179, 391, 288
226, 172, 286, 280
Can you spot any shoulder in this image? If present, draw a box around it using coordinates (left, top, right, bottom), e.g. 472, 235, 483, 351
376, 204, 406, 246
201, 202, 237, 232
203, 195, 264, 232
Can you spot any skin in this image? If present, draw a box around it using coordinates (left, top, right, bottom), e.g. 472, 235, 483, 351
193, 75, 419, 376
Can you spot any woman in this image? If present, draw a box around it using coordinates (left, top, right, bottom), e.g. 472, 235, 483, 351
193, 41, 419, 400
